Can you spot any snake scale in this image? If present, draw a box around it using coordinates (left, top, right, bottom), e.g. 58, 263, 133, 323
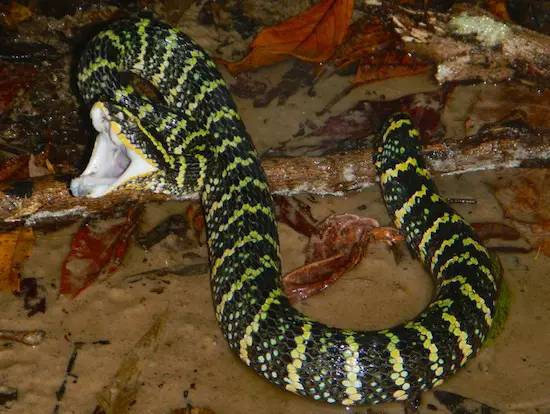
70, 18, 499, 406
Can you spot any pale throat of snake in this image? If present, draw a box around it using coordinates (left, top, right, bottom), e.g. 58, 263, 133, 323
70, 102, 158, 198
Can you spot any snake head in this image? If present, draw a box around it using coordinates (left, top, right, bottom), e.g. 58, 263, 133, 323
70, 101, 160, 198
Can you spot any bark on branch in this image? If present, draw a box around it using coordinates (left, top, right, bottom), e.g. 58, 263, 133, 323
387, 5, 550, 84
0, 130, 548, 226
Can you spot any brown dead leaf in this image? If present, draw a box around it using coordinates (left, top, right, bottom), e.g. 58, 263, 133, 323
491, 169, 550, 257
96, 312, 167, 414
354, 50, 432, 85
487, 0, 510, 21
465, 85, 550, 136
311, 15, 432, 105
0, 228, 35, 292
0, 2, 32, 30
492, 170, 550, 223
187, 202, 205, 244
331, 16, 395, 71
60, 207, 142, 298
223, 0, 353, 73
512, 220, 550, 257
536, 237, 550, 257
471, 222, 521, 241
28, 154, 54, 177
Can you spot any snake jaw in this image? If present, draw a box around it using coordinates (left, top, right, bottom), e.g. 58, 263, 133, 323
70, 102, 158, 198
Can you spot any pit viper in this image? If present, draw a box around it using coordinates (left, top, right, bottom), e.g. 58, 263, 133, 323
70, 18, 498, 406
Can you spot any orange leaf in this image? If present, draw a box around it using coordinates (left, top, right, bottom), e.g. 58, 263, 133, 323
354, 50, 432, 85
0, 228, 35, 292
536, 236, 550, 257
332, 16, 395, 71
492, 170, 549, 223
487, 0, 510, 21
186, 202, 205, 244
491, 170, 550, 257
0, 2, 32, 30
61, 207, 142, 298
223, 0, 353, 73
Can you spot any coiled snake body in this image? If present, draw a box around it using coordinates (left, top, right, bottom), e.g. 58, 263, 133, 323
71, 19, 498, 406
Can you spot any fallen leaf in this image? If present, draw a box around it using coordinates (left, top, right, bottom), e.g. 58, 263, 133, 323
60, 207, 142, 297
310, 100, 376, 149
0, 63, 38, 112
279, 89, 446, 156
471, 222, 529, 254
223, 0, 353, 73
492, 170, 549, 223
229, 73, 268, 99
124, 261, 210, 283
465, 85, 550, 136
96, 312, 167, 414
187, 202, 205, 245
310, 15, 431, 111
0, 228, 35, 292
487, 0, 510, 21
252, 60, 316, 108
331, 16, 395, 72
354, 50, 432, 85
0, 2, 32, 30
491, 169, 550, 257
28, 153, 54, 177
513, 221, 550, 257
370, 89, 447, 143
471, 222, 521, 241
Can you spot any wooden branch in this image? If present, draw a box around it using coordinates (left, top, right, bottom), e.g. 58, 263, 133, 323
388, 6, 550, 84
0, 131, 548, 226
265, 132, 550, 193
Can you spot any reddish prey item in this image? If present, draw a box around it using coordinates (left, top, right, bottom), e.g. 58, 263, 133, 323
283, 214, 403, 302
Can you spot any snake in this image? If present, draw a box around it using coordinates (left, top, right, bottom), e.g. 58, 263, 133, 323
70, 18, 499, 406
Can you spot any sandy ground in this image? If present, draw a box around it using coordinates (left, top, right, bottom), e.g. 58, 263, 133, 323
1, 5, 549, 414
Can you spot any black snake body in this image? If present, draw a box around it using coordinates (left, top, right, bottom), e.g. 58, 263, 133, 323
70, 18, 498, 406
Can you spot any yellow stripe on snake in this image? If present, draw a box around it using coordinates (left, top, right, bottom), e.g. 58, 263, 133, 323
70, 18, 499, 407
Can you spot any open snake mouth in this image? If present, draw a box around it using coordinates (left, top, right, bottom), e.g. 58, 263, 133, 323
70, 102, 157, 198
